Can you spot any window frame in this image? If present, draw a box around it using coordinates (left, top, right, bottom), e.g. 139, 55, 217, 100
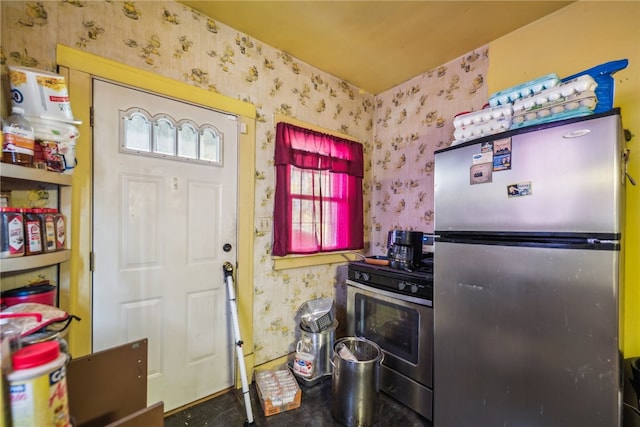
272, 119, 364, 261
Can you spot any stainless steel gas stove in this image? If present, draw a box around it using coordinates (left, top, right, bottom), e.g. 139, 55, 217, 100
346, 256, 434, 420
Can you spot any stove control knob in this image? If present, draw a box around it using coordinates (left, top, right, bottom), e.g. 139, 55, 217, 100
398, 281, 406, 291
411, 284, 419, 294
354, 271, 362, 280
362, 272, 370, 281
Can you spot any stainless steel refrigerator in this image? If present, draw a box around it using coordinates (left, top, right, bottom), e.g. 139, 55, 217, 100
433, 110, 626, 427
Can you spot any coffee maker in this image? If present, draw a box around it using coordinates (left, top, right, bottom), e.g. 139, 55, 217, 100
387, 230, 424, 271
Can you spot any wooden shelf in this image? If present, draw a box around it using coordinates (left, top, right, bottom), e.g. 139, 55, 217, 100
1, 163, 72, 187
0, 250, 71, 274
1, 163, 72, 293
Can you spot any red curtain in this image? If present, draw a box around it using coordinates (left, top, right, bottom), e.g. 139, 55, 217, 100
273, 122, 364, 256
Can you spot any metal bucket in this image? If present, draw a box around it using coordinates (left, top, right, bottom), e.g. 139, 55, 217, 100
331, 337, 383, 427
299, 320, 337, 378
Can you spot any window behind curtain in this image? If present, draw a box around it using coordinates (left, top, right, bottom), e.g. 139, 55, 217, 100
273, 122, 364, 256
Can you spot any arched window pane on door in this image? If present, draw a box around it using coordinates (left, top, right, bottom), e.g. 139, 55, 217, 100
200, 127, 222, 164
120, 108, 228, 166
123, 111, 152, 152
178, 122, 198, 159
153, 117, 176, 155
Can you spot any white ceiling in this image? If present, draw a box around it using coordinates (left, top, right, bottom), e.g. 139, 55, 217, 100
178, 1, 573, 94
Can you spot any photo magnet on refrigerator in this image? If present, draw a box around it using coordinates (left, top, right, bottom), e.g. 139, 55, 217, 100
473, 152, 493, 164
493, 138, 512, 171
494, 154, 511, 171
470, 163, 492, 184
507, 182, 532, 197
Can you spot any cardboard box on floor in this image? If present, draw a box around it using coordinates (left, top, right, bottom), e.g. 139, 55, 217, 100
66, 338, 164, 427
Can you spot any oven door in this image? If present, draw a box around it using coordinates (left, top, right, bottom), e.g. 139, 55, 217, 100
346, 280, 432, 388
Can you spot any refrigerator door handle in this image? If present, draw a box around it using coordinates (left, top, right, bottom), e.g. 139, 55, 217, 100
588, 238, 620, 245
624, 148, 636, 185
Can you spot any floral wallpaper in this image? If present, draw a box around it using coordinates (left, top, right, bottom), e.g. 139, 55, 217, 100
1, 1, 488, 365
370, 54, 488, 254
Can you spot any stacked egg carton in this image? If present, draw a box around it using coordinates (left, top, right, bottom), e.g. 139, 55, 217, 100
450, 68, 606, 145
488, 73, 561, 108
451, 74, 559, 145
452, 105, 513, 145
255, 368, 301, 416
510, 75, 598, 129
562, 59, 627, 115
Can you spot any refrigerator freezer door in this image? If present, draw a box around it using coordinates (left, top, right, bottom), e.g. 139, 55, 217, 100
434, 113, 623, 234
433, 241, 621, 427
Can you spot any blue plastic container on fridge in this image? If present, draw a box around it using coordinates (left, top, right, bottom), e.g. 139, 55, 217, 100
561, 59, 628, 114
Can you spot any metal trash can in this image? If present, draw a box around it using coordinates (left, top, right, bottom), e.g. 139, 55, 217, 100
298, 320, 338, 379
331, 337, 383, 427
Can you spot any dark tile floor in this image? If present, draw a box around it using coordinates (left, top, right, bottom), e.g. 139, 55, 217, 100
164, 376, 431, 427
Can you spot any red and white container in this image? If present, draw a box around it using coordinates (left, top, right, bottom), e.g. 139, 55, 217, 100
1, 207, 25, 258
292, 338, 315, 378
54, 210, 66, 250
7, 341, 70, 427
1, 283, 57, 307
22, 208, 44, 256
41, 208, 57, 253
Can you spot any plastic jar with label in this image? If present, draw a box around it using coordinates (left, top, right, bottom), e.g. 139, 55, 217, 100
40, 208, 57, 253
7, 341, 71, 427
293, 337, 315, 378
22, 208, 44, 255
54, 210, 66, 250
2, 107, 35, 167
0, 207, 25, 258
1, 316, 21, 427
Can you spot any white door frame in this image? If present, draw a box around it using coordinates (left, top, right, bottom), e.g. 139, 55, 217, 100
56, 46, 256, 385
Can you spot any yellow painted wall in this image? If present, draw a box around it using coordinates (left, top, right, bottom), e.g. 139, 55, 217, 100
488, 1, 640, 357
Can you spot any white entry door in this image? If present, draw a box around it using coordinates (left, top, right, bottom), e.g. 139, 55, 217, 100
92, 79, 238, 411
